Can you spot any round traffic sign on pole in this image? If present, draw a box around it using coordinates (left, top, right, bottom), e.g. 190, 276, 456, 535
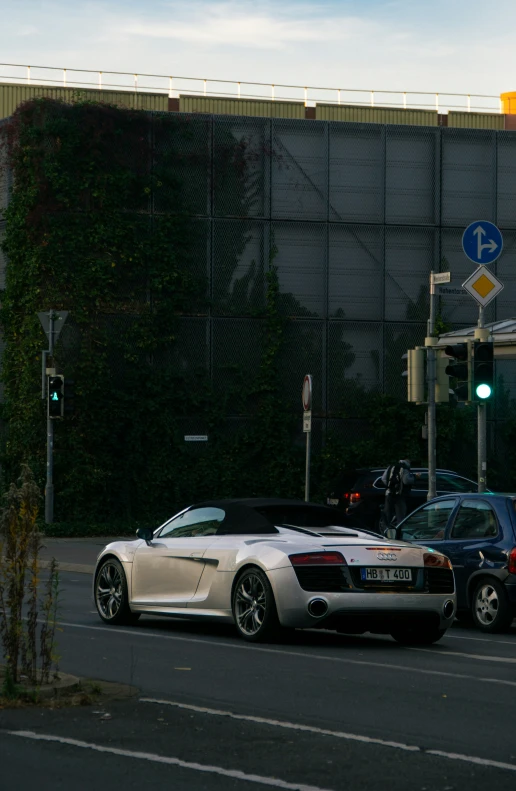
462, 221, 503, 266
302, 375, 312, 411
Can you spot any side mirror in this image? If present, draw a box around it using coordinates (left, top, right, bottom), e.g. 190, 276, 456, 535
136, 527, 154, 544
385, 528, 397, 540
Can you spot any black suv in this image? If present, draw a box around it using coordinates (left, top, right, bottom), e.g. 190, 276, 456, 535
326, 467, 480, 532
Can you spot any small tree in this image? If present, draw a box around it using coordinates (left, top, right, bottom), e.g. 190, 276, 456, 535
0, 465, 59, 690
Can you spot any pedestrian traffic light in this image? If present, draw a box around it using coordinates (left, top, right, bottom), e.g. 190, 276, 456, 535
473, 340, 494, 400
48, 375, 64, 418
444, 342, 471, 402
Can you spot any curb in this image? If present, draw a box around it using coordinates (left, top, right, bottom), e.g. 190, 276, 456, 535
31, 672, 81, 699
40, 560, 94, 575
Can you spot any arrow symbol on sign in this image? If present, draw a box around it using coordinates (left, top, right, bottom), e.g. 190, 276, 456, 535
473, 225, 498, 260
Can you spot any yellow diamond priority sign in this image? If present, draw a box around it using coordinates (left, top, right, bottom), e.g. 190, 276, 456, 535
462, 266, 504, 308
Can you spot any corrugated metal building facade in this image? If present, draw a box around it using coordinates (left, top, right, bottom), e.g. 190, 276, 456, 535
1, 82, 515, 130
0, 82, 168, 118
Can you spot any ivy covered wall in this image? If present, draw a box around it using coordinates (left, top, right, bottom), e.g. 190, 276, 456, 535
1, 99, 509, 530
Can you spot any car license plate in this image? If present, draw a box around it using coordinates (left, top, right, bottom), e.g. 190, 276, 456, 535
327, 498, 339, 505
360, 567, 412, 582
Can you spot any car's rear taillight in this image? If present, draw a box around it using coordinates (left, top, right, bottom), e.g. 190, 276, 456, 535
342, 492, 350, 502
508, 547, 516, 575
424, 552, 452, 570
349, 492, 361, 504
289, 552, 346, 566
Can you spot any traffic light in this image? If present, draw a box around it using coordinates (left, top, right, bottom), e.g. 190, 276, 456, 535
444, 342, 471, 402
64, 378, 76, 415
405, 348, 425, 402
435, 354, 451, 403
473, 341, 494, 400
48, 375, 64, 418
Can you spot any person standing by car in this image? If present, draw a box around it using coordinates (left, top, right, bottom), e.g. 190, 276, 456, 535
381, 459, 421, 529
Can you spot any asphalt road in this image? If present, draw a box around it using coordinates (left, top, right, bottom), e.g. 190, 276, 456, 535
2, 570, 516, 791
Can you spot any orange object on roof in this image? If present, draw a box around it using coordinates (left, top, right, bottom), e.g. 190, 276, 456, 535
500, 92, 516, 114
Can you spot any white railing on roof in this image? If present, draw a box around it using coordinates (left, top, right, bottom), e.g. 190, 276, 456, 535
0, 62, 503, 115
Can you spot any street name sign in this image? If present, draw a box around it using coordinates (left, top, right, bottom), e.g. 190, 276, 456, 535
437, 285, 466, 297
462, 221, 503, 265
432, 272, 451, 285
184, 435, 208, 442
462, 267, 504, 308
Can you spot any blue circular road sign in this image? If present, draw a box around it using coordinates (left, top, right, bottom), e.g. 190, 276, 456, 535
462, 221, 503, 265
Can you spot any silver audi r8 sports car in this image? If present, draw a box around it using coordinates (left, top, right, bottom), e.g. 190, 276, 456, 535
93, 498, 456, 644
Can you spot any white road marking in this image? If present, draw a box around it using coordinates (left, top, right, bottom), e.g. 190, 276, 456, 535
318, 628, 516, 649
425, 748, 516, 772
56, 619, 516, 688
141, 698, 419, 752
316, 627, 516, 649
410, 647, 516, 664
140, 697, 516, 773
6, 730, 334, 791
447, 633, 516, 647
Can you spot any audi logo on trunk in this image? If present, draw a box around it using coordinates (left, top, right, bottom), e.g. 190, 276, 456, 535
377, 552, 398, 561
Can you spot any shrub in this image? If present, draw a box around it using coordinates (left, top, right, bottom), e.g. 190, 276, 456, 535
0, 465, 59, 688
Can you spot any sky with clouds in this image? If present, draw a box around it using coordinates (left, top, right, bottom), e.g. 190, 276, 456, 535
1, 1, 515, 106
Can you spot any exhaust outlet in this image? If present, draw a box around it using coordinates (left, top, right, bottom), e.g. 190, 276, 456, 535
308, 598, 328, 618
443, 600, 455, 619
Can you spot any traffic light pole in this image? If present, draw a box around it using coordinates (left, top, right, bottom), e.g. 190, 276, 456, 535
477, 307, 487, 494
45, 310, 55, 524
426, 272, 437, 500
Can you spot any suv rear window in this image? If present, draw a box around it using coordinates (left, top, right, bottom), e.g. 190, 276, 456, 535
328, 472, 360, 494
256, 505, 351, 529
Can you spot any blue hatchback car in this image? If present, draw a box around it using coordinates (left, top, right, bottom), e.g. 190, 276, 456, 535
392, 493, 516, 633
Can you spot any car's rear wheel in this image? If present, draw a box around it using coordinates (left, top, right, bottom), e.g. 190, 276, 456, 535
232, 567, 280, 643
390, 626, 446, 646
95, 558, 140, 626
471, 578, 514, 633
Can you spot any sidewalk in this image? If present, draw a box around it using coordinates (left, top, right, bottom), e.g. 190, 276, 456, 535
39, 536, 127, 575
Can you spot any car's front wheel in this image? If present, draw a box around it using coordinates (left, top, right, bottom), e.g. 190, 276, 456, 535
232, 567, 280, 643
95, 558, 140, 626
471, 578, 514, 633
390, 626, 446, 646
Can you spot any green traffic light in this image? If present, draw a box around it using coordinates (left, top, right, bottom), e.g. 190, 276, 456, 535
476, 383, 492, 399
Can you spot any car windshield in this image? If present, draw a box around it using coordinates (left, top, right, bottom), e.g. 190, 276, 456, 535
437, 473, 477, 493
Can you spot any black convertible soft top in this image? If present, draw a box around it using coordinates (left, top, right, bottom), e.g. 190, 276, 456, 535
193, 498, 357, 535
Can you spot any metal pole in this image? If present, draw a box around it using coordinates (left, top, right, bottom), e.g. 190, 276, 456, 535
302, 375, 313, 502
304, 430, 311, 502
477, 306, 487, 493
45, 309, 54, 524
41, 349, 48, 399
427, 272, 437, 500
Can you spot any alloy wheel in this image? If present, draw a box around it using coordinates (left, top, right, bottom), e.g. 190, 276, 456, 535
235, 573, 267, 636
474, 583, 500, 626
96, 562, 124, 620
